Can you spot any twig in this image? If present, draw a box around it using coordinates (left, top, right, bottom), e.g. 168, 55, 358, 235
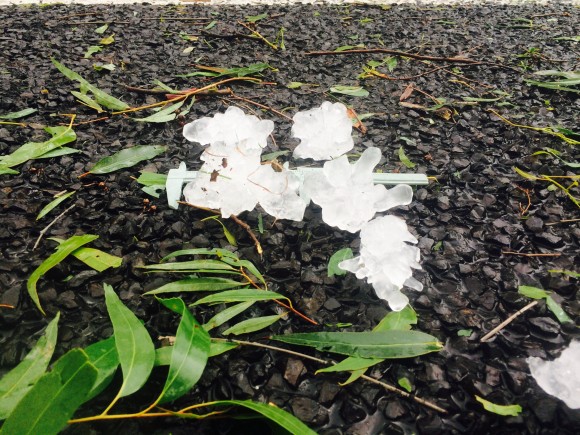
237, 21, 278, 50
33, 204, 76, 250
480, 300, 539, 342
227, 94, 293, 121
515, 185, 531, 216
306, 48, 481, 64
501, 251, 562, 257
219, 338, 447, 413
123, 85, 232, 97
546, 218, 580, 226
0, 304, 15, 309
229, 214, 263, 256
368, 65, 449, 81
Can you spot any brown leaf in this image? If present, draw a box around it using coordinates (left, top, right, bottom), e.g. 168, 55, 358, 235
346, 107, 367, 134
399, 84, 414, 102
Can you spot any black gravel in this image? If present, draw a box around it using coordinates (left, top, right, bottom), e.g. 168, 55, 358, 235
1, 2, 579, 434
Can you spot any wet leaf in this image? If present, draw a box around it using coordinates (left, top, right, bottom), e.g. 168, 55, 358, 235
157, 297, 210, 403
546, 296, 573, 323
0, 125, 76, 171
287, 82, 305, 89
548, 269, 580, 278
104, 284, 155, 397
518, 285, 548, 299
83, 45, 102, 59
99, 34, 115, 45
457, 329, 473, 337
514, 166, 538, 180
71, 91, 104, 112
0, 108, 36, 120
203, 301, 254, 331
208, 340, 239, 357
334, 44, 365, 52
83, 336, 119, 401
89, 145, 167, 174
475, 395, 522, 416
140, 259, 237, 273
192, 289, 286, 306
51, 58, 129, 111
0, 349, 97, 435
328, 248, 353, 277
532, 148, 580, 168
93, 63, 116, 72
518, 286, 572, 324
398, 377, 412, 392
161, 248, 240, 262
136, 171, 167, 186
210, 400, 316, 435
329, 85, 369, 97
94, 24, 108, 34
28, 235, 98, 315
398, 146, 416, 168
246, 13, 268, 23
316, 356, 382, 374
202, 216, 237, 246
375, 305, 417, 331
49, 237, 122, 272
204, 20, 217, 30
36, 191, 76, 221
222, 313, 285, 335
0, 313, 59, 420
143, 277, 246, 296
133, 100, 185, 123
36, 147, 80, 159
271, 331, 443, 359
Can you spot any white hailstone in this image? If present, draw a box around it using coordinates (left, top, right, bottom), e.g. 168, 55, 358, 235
292, 101, 354, 160
302, 147, 413, 232
183, 106, 274, 152
338, 215, 423, 311
527, 340, 580, 409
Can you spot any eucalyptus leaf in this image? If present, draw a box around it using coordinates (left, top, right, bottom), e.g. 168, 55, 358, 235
0, 108, 36, 120
157, 297, 210, 403
104, 284, 155, 397
89, 145, 167, 174
83, 336, 119, 401
161, 248, 240, 262
398, 146, 416, 169
327, 248, 353, 277
133, 100, 185, 123
83, 45, 103, 59
140, 259, 236, 273
143, 277, 246, 296
329, 85, 369, 97
271, 331, 443, 359
398, 377, 412, 393
208, 340, 239, 357
136, 171, 168, 186
94, 24, 108, 34
0, 126, 76, 170
246, 13, 268, 23
475, 395, 522, 416
548, 269, 580, 278
48, 237, 122, 272
192, 289, 286, 306
518, 285, 548, 299
36, 147, 80, 159
0, 313, 60, 420
222, 313, 284, 335
532, 148, 580, 168
28, 235, 98, 315
36, 191, 76, 221
0, 349, 97, 435
210, 400, 316, 435
203, 301, 254, 331
546, 296, 572, 323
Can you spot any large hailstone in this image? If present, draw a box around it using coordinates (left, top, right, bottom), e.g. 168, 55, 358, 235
292, 101, 354, 160
183, 105, 274, 152
338, 215, 423, 311
301, 147, 413, 232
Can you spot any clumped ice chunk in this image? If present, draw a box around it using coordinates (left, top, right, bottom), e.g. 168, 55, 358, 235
338, 215, 422, 311
527, 340, 580, 409
183, 106, 274, 152
302, 147, 413, 232
292, 101, 354, 160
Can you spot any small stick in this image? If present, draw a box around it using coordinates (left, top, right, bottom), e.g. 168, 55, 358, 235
0, 304, 15, 309
368, 65, 449, 81
123, 85, 231, 97
515, 185, 531, 216
237, 21, 278, 50
230, 214, 263, 256
501, 251, 561, 257
306, 48, 481, 64
480, 300, 539, 342
33, 204, 76, 250
227, 94, 293, 121
546, 218, 580, 226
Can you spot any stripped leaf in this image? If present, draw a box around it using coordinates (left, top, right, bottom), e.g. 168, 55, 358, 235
203, 301, 254, 331
36, 191, 75, 221
329, 85, 369, 97
89, 145, 167, 174
133, 100, 185, 123
140, 259, 236, 273
222, 313, 285, 335
48, 237, 122, 272
71, 91, 104, 112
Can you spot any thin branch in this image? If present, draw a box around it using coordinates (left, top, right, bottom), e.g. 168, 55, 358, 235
501, 251, 562, 257
480, 300, 539, 342
227, 94, 293, 121
546, 218, 580, 226
33, 204, 76, 250
229, 214, 263, 256
123, 85, 232, 97
306, 48, 481, 64
237, 21, 278, 50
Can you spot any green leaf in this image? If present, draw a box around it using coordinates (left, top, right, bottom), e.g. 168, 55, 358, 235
204, 20, 217, 30
518, 285, 549, 299
548, 269, 580, 278
202, 216, 237, 246
133, 100, 185, 123
104, 284, 155, 397
89, 145, 167, 174
203, 301, 254, 331
246, 13, 268, 23
0, 349, 97, 435
210, 400, 316, 435
385, 56, 398, 72
83, 336, 119, 401
218, 257, 266, 287
155, 341, 238, 367
327, 248, 353, 277
0, 166, 19, 175
316, 356, 382, 374
398, 377, 412, 392
514, 166, 538, 180
93, 63, 116, 72
99, 34, 115, 45
532, 148, 580, 168
94, 24, 108, 34
546, 296, 572, 323
287, 82, 305, 89
222, 313, 284, 335
51, 58, 129, 111
0, 313, 59, 420
27, 235, 98, 315
72, 90, 105, 112
36, 191, 76, 221
0, 126, 76, 170
48, 238, 122, 272
334, 44, 364, 52
208, 340, 239, 357
457, 329, 473, 337
136, 171, 167, 186
161, 248, 240, 262
192, 289, 286, 306
329, 85, 369, 97
475, 395, 522, 416
398, 146, 416, 169
83, 45, 102, 59
375, 305, 417, 331
257, 213, 264, 234
36, 147, 80, 159
157, 297, 210, 403
0, 108, 36, 120
144, 277, 246, 296
140, 259, 237, 273
271, 331, 443, 359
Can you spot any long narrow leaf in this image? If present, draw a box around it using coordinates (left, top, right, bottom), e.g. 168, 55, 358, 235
0, 349, 97, 435
0, 313, 60, 419
192, 289, 286, 306
83, 336, 119, 401
157, 298, 210, 403
203, 301, 254, 331
209, 400, 316, 435
48, 237, 122, 272
89, 145, 167, 174
140, 259, 236, 272
104, 284, 155, 397
0, 108, 36, 120
143, 277, 246, 296
271, 331, 443, 359
36, 191, 76, 221
133, 100, 185, 123
161, 248, 240, 262
27, 234, 98, 315
222, 314, 284, 335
